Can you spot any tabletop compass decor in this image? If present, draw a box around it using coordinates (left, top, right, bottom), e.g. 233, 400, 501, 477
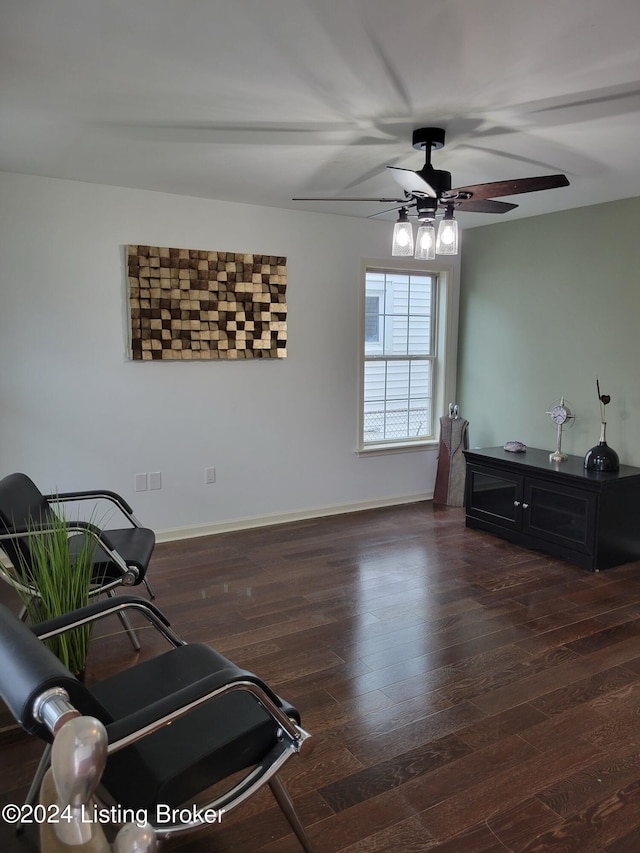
546, 397, 575, 462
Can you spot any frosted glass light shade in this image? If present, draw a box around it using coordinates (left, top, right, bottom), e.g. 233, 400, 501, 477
414, 222, 436, 259
436, 215, 459, 255
392, 209, 414, 256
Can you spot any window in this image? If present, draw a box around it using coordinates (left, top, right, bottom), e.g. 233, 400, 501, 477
359, 259, 458, 453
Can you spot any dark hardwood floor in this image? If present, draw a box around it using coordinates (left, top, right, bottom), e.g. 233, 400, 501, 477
4, 501, 640, 851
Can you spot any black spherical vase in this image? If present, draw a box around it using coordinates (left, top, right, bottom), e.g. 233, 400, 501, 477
584, 423, 619, 472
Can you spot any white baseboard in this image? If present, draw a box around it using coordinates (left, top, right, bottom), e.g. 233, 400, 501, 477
155, 492, 433, 543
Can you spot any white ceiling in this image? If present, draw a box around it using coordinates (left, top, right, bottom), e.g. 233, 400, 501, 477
3, 0, 640, 228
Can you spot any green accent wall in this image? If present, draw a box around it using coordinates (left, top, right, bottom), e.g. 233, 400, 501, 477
457, 196, 640, 465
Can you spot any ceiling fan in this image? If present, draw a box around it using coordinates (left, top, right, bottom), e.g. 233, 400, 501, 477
293, 126, 570, 222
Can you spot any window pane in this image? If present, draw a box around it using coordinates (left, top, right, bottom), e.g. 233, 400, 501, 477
365, 272, 433, 358
408, 276, 432, 315
363, 358, 432, 441
386, 276, 408, 314
387, 314, 409, 355
363, 360, 386, 403
385, 360, 410, 400
407, 315, 431, 355
364, 296, 380, 342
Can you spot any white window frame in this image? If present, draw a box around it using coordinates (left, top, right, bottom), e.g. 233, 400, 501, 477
357, 257, 459, 455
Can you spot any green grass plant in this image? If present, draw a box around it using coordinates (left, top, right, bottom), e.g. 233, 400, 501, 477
4, 505, 98, 675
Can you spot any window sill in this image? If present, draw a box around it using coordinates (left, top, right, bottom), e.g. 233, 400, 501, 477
356, 441, 438, 457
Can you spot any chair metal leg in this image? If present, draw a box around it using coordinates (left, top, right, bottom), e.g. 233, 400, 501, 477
117, 609, 141, 652
107, 590, 141, 651
143, 577, 156, 600
269, 774, 314, 853
17, 743, 52, 834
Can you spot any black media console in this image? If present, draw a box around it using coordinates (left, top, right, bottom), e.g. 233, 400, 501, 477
464, 446, 640, 571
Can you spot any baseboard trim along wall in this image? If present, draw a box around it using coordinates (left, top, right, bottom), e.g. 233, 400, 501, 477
155, 492, 433, 543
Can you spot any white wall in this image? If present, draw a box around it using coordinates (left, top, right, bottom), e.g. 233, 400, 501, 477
0, 172, 453, 536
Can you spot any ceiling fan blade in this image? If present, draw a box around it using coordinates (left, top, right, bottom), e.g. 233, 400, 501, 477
387, 166, 437, 198
368, 204, 414, 219
449, 174, 569, 201
292, 196, 406, 203
452, 199, 519, 214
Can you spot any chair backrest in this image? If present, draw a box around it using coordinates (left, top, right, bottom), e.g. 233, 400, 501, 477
0, 603, 110, 739
0, 472, 57, 577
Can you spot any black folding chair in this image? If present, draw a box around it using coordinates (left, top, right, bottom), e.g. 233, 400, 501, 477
0, 472, 156, 650
0, 595, 314, 850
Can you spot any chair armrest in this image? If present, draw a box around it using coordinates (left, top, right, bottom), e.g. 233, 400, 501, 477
0, 521, 138, 584
65, 520, 115, 549
65, 522, 139, 583
0, 519, 102, 540
0, 603, 81, 737
45, 490, 140, 527
31, 595, 183, 648
105, 675, 307, 754
47, 489, 134, 514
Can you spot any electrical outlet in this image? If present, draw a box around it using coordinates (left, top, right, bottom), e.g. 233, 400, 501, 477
149, 471, 162, 490
205, 466, 216, 484
135, 473, 148, 492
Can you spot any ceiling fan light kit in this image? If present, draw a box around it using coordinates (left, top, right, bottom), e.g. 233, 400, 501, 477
293, 126, 569, 259
391, 207, 414, 256
394, 199, 459, 258
435, 206, 459, 256
414, 220, 436, 260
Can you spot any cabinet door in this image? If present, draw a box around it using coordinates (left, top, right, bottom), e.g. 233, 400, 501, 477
466, 465, 523, 529
523, 477, 597, 553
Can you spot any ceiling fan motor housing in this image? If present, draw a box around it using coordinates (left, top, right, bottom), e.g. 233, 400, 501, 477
416, 197, 438, 220
413, 166, 452, 199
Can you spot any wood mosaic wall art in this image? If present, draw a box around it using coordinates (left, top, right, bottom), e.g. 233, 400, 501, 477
127, 245, 287, 360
